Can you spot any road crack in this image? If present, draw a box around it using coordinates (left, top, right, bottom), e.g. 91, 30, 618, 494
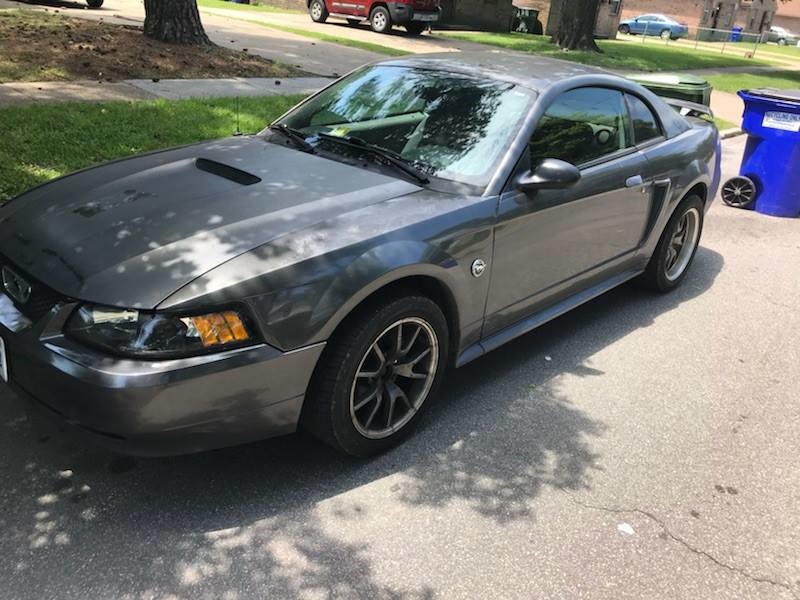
562, 491, 798, 598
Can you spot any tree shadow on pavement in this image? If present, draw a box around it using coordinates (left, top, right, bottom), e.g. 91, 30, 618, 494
0, 247, 723, 598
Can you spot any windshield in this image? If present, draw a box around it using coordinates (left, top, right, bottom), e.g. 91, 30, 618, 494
273, 65, 535, 188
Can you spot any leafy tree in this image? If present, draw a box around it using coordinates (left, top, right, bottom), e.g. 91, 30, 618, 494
552, 0, 602, 52
143, 0, 210, 45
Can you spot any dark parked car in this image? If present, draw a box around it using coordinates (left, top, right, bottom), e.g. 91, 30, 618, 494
0, 53, 720, 457
619, 13, 690, 39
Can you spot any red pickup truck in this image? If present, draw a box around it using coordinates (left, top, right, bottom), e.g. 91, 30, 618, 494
307, 0, 441, 35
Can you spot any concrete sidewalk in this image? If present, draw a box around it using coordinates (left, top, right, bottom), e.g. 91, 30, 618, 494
0, 75, 745, 139
710, 90, 745, 126
0, 76, 332, 105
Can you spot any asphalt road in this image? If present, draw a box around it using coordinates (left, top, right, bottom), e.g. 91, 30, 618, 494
1, 134, 799, 599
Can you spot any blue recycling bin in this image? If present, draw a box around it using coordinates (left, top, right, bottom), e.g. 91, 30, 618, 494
729, 26, 743, 42
736, 89, 800, 217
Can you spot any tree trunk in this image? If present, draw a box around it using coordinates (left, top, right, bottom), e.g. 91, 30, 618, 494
552, 0, 602, 52
143, 0, 211, 45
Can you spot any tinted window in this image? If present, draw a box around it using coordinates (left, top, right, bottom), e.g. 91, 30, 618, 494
278, 65, 535, 187
627, 95, 662, 144
529, 87, 628, 167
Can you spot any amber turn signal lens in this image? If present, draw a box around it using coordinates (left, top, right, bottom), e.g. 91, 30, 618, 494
190, 311, 250, 347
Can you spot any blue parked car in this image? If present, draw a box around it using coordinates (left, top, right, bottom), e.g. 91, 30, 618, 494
619, 14, 690, 40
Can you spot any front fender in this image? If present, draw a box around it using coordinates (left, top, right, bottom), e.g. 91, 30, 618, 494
160, 192, 497, 353
250, 235, 489, 351
311, 240, 467, 341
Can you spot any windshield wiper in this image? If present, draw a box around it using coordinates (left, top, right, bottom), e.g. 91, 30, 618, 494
316, 132, 430, 184
268, 124, 316, 154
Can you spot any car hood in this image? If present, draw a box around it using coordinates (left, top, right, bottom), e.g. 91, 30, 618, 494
0, 137, 420, 308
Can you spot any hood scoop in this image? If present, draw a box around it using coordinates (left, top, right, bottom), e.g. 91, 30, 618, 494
195, 158, 261, 186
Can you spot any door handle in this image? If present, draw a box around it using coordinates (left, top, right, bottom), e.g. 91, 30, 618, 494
625, 175, 644, 188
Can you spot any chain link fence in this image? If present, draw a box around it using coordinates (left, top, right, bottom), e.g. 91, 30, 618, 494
616, 22, 800, 61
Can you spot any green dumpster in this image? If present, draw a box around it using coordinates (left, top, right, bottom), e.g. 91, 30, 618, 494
626, 73, 713, 106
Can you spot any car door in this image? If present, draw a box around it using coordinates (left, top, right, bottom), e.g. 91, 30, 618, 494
631, 15, 650, 34
643, 14, 662, 34
329, 0, 361, 16
484, 86, 654, 336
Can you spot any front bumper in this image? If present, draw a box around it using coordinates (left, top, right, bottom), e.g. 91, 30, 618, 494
0, 295, 324, 456
387, 3, 440, 25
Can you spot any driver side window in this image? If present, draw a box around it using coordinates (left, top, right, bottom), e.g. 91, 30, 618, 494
529, 87, 628, 168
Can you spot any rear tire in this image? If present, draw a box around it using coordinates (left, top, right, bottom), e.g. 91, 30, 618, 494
660, 29, 671, 40
639, 195, 704, 293
370, 6, 392, 34
405, 22, 426, 35
86, 0, 103, 7
301, 295, 449, 457
309, 0, 328, 23
778, 38, 787, 46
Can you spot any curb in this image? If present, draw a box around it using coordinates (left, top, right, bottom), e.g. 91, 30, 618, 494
720, 127, 744, 139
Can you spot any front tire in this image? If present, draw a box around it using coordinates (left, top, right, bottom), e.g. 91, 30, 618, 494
309, 0, 328, 23
302, 295, 449, 457
86, 0, 103, 7
370, 6, 392, 34
640, 195, 704, 293
619, 24, 630, 34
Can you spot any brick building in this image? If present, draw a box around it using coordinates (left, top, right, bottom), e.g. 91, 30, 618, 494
773, 0, 800, 32
515, 0, 623, 37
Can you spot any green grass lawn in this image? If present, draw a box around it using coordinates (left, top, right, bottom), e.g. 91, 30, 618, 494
706, 70, 800, 93
197, 0, 301, 13
436, 32, 773, 71
754, 42, 800, 59
0, 95, 303, 202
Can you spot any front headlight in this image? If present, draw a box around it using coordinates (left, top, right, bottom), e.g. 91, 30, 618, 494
65, 304, 254, 358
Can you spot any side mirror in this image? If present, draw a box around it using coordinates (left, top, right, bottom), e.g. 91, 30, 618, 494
515, 158, 581, 192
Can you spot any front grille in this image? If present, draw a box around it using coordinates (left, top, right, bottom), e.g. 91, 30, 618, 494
0, 254, 65, 323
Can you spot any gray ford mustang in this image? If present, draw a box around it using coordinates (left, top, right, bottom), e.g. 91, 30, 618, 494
0, 52, 720, 457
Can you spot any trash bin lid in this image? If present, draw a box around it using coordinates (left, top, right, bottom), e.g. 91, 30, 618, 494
627, 73, 710, 88
742, 88, 800, 103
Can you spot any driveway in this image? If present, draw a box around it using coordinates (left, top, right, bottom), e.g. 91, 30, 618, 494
1, 135, 798, 599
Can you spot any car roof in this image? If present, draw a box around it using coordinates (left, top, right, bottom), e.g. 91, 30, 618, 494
638, 13, 674, 20
376, 51, 612, 92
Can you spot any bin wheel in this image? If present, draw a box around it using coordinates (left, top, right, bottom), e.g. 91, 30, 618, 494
721, 176, 756, 209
